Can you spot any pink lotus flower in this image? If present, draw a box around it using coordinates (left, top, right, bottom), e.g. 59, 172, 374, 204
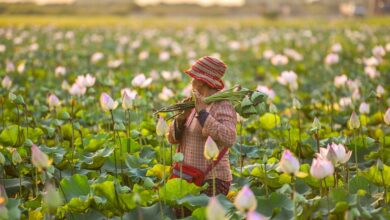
69, 83, 86, 97
204, 136, 219, 160
334, 74, 348, 88
156, 116, 168, 137
122, 90, 135, 110
55, 66, 66, 77
234, 185, 257, 212
310, 156, 334, 179
359, 102, 370, 114
271, 54, 288, 66
1, 76, 12, 90
246, 211, 269, 220
324, 53, 339, 65
277, 71, 298, 91
376, 85, 385, 97
131, 74, 152, 88
100, 93, 118, 112
206, 197, 226, 220
32, 144, 52, 170
319, 142, 352, 165
276, 149, 300, 175
47, 94, 60, 110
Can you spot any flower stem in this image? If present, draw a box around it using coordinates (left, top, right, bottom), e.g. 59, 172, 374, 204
110, 110, 118, 178
239, 121, 243, 174
353, 129, 358, 173
380, 169, 388, 205
212, 163, 216, 197
292, 176, 296, 219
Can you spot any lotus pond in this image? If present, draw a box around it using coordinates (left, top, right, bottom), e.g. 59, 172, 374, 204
0, 16, 389, 220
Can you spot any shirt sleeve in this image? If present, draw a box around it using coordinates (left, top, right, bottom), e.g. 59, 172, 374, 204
201, 101, 237, 148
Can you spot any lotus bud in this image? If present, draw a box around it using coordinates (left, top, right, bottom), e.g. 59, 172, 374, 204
292, 98, 301, 109
204, 136, 219, 161
348, 111, 360, 129
47, 94, 60, 110
234, 185, 257, 212
384, 108, 390, 125
246, 211, 268, 220
310, 157, 334, 179
31, 144, 52, 170
358, 102, 370, 114
312, 117, 321, 131
12, 149, 22, 165
43, 183, 63, 211
1, 76, 12, 90
276, 149, 300, 175
206, 197, 226, 220
376, 85, 385, 97
100, 92, 118, 112
156, 116, 168, 137
122, 90, 133, 110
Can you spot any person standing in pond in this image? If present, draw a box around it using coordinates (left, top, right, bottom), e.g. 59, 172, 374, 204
167, 56, 237, 217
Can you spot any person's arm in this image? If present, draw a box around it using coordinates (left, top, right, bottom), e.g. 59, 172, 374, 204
197, 101, 237, 148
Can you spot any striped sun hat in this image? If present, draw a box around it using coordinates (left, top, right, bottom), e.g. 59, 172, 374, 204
184, 56, 227, 90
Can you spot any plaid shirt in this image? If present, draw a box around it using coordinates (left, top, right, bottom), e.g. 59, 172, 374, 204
168, 100, 237, 182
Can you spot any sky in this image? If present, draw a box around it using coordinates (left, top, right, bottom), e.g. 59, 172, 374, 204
0, 0, 245, 6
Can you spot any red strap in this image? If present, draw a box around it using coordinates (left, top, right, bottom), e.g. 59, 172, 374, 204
203, 147, 228, 176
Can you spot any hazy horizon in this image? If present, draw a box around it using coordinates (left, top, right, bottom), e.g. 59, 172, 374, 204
0, 0, 245, 6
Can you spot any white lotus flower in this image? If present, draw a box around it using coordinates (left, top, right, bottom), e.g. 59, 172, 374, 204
376, 85, 385, 97
90, 52, 104, 63
1, 76, 12, 90
99, 93, 118, 112
348, 111, 360, 129
132, 74, 153, 88
156, 116, 168, 137
310, 156, 334, 180
69, 83, 86, 97
246, 211, 269, 220
325, 53, 339, 65
372, 45, 386, 57
359, 102, 370, 114
331, 43, 342, 53
271, 54, 288, 66
158, 87, 174, 101
204, 136, 219, 161
206, 197, 226, 220
234, 185, 257, 212
334, 75, 348, 88
47, 94, 60, 110
277, 70, 298, 91
276, 149, 300, 175
256, 85, 275, 100
262, 50, 274, 59
319, 143, 352, 165
55, 66, 66, 77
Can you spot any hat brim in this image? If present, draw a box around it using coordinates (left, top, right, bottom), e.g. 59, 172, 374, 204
184, 69, 224, 90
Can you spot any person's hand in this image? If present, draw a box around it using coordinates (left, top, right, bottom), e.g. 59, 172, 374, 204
193, 90, 207, 113
176, 97, 192, 123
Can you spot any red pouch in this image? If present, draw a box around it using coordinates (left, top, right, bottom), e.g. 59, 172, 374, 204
170, 162, 205, 186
